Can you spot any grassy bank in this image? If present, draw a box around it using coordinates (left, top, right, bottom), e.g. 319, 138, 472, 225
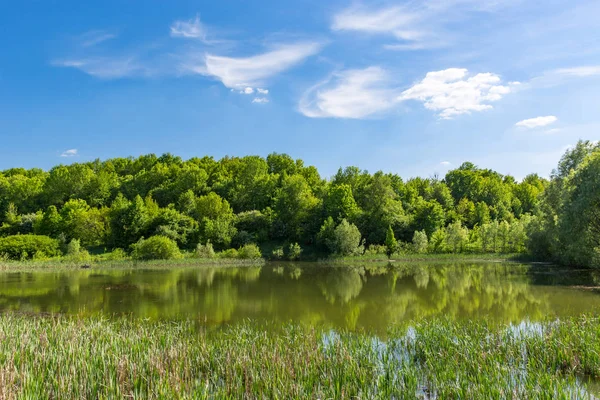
0, 252, 538, 272
0, 256, 266, 272
0, 315, 598, 398
325, 252, 535, 264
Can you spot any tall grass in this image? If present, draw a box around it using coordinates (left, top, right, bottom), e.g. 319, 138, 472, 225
0, 315, 598, 398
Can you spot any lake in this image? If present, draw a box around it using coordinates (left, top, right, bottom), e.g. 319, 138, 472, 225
1, 262, 599, 332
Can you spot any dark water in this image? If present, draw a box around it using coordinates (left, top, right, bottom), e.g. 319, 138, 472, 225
1, 262, 599, 332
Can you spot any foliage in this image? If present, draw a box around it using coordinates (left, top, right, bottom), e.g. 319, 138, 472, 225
286, 242, 302, 261
412, 230, 428, 254
0, 235, 60, 260
327, 219, 363, 256
131, 236, 182, 261
7, 149, 600, 263
195, 241, 216, 259
237, 243, 262, 259
384, 226, 397, 258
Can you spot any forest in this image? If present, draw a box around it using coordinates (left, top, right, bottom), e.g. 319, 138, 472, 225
0, 140, 599, 267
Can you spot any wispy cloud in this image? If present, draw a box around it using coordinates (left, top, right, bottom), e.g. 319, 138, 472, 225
440, 161, 452, 166
60, 149, 78, 157
257, 88, 269, 94
301, 67, 515, 119
530, 65, 600, 88
331, 1, 512, 50
515, 116, 558, 129
299, 67, 397, 118
197, 42, 323, 90
252, 97, 269, 104
80, 30, 117, 47
170, 15, 207, 41
399, 68, 516, 118
53, 56, 150, 79
551, 65, 600, 78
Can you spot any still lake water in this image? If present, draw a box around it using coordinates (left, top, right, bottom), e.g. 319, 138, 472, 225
1, 262, 599, 332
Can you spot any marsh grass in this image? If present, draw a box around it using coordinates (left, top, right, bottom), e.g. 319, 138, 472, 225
0, 256, 265, 272
0, 315, 598, 398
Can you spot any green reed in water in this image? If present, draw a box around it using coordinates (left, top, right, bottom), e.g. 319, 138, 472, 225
0, 315, 598, 398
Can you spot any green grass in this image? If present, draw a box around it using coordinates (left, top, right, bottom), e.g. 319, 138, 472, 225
0, 256, 266, 272
0, 315, 598, 398
326, 252, 531, 263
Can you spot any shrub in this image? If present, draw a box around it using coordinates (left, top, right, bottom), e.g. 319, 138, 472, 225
65, 239, 91, 263
131, 236, 182, 261
286, 243, 302, 261
0, 235, 60, 260
196, 241, 216, 259
98, 248, 127, 261
328, 219, 363, 256
412, 230, 429, 254
271, 246, 285, 260
219, 248, 239, 259
237, 243, 262, 259
364, 244, 387, 256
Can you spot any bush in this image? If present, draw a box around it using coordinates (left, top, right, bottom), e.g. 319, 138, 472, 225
412, 230, 429, 254
97, 248, 127, 261
65, 239, 91, 263
218, 248, 239, 259
329, 219, 363, 256
271, 246, 285, 260
237, 243, 262, 259
196, 241, 216, 259
364, 244, 388, 256
286, 242, 302, 261
0, 235, 60, 260
131, 236, 182, 261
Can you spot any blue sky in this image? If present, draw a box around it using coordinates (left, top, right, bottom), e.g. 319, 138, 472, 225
1, 0, 599, 179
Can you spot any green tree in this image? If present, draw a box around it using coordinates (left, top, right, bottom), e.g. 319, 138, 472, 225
384, 226, 397, 258
328, 219, 363, 256
412, 230, 428, 254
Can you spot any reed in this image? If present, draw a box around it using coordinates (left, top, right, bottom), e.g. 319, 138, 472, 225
0, 315, 597, 398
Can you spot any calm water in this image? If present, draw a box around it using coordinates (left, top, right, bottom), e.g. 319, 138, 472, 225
1, 262, 599, 332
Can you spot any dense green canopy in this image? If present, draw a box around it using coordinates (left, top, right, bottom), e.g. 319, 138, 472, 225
0, 143, 598, 266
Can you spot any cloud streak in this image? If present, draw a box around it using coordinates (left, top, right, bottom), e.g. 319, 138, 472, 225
170, 15, 208, 41
515, 116, 558, 129
60, 149, 78, 157
80, 30, 117, 47
300, 67, 514, 119
53, 57, 150, 79
198, 42, 323, 90
299, 67, 397, 118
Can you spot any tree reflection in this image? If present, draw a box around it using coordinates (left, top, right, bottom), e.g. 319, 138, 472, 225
0, 263, 597, 333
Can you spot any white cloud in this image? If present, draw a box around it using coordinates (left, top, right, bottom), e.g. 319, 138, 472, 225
60, 149, 78, 157
331, 2, 512, 50
241, 87, 254, 94
440, 161, 452, 166
257, 88, 269, 94
551, 66, 600, 78
515, 116, 558, 129
332, 6, 424, 41
300, 67, 514, 119
198, 42, 322, 89
80, 30, 117, 47
399, 68, 514, 118
299, 67, 398, 118
53, 57, 149, 79
531, 65, 600, 88
170, 16, 206, 41
252, 97, 269, 104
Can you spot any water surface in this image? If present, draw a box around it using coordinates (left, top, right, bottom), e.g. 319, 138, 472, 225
1, 262, 599, 332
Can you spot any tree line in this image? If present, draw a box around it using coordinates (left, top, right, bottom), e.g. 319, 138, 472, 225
0, 141, 598, 266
